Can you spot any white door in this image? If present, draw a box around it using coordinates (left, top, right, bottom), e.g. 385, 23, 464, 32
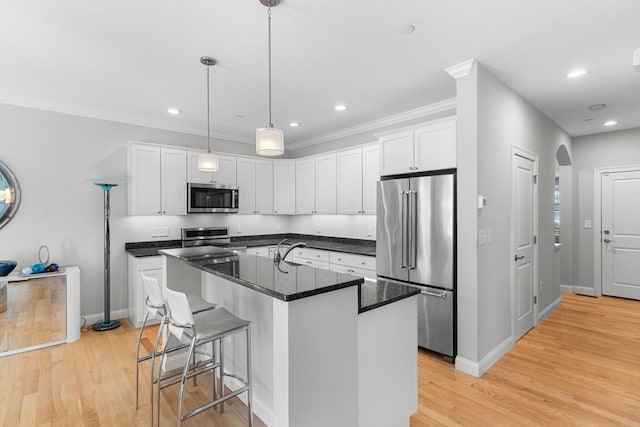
296, 158, 315, 214
255, 159, 274, 214
602, 171, 640, 300
512, 153, 536, 341
413, 118, 456, 172
273, 160, 296, 215
129, 144, 161, 215
362, 145, 379, 215
379, 130, 414, 176
213, 154, 237, 185
160, 147, 187, 215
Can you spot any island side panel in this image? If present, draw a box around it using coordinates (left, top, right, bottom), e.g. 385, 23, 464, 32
358, 295, 418, 427
273, 285, 359, 427
202, 271, 275, 426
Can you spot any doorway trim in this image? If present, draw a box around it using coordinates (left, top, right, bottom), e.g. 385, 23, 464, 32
510, 145, 539, 340
593, 164, 640, 297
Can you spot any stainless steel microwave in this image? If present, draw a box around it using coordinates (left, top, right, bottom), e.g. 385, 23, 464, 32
187, 183, 239, 213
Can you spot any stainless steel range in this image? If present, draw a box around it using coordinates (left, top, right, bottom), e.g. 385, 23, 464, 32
181, 227, 247, 252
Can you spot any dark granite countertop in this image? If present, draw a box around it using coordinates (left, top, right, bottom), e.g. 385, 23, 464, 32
358, 279, 420, 314
126, 234, 375, 257
160, 246, 364, 302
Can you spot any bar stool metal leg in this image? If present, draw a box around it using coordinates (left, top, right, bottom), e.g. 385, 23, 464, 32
135, 310, 151, 409
247, 324, 254, 427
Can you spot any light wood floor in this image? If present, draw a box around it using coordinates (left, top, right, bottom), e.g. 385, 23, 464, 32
411, 293, 640, 427
0, 292, 638, 426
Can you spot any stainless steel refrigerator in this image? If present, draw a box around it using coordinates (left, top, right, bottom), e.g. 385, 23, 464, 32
376, 171, 455, 358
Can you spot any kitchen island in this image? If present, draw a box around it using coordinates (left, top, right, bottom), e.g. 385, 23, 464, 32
161, 246, 418, 427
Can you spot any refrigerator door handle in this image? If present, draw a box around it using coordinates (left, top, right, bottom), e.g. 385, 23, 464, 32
409, 190, 417, 269
401, 190, 409, 269
421, 290, 447, 299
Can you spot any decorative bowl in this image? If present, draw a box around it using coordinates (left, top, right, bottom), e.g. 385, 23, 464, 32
0, 260, 17, 277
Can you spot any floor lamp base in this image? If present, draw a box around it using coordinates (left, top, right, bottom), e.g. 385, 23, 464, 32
92, 319, 121, 331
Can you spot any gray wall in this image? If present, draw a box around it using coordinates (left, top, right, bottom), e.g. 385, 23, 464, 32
456, 62, 572, 366
0, 103, 289, 317
571, 127, 640, 291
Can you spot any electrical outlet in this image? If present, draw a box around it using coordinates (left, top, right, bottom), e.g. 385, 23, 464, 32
237, 223, 242, 233
316, 223, 322, 234
151, 227, 158, 238
276, 223, 281, 231
487, 228, 492, 244
478, 229, 488, 245
158, 227, 169, 237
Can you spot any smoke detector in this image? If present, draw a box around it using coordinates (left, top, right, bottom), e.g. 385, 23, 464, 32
634, 48, 640, 72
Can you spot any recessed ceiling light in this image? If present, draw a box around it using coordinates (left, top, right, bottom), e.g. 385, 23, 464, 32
400, 24, 415, 34
603, 120, 618, 126
567, 68, 588, 78
167, 108, 182, 115
289, 122, 300, 127
334, 104, 347, 111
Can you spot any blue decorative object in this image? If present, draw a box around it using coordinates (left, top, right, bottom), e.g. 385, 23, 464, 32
0, 260, 17, 277
48, 263, 59, 272
31, 263, 46, 274
21, 267, 32, 275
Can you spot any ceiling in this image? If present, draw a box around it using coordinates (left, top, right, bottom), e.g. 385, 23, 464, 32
1, 0, 639, 150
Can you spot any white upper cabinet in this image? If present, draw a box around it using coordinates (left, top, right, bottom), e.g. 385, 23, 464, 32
237, 157, 256, 214
314, 153, 337, 214
337, 145, 379, 215
187, 151, 237, 185
379, 116, 456, 176
362, 145, 380, 214
128, 143, 187, 216
413, 119, 457, 172
255, 159, 274, 214
273, 160, 296, 215
295, 158, 315, 214
337, 149, 363, 214
237, 157, 273, 214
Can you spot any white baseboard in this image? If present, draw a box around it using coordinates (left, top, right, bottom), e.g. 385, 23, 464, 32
83, 309, 129, 327
573, 286, 597, 296
560, 285, 574, 293
538, 296, 562, 322
455, 335, 514, 378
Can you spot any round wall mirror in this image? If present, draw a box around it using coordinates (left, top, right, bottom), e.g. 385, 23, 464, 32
0, 160, 21, 230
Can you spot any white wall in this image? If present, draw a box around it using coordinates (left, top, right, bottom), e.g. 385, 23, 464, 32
455, 62, 572, 372
0, 103, 287, 317
289, 215, 376, 240
571, 127, 640, 291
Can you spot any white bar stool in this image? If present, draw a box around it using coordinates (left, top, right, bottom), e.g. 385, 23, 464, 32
135, 273, 216, 423
158, 287, 253, 427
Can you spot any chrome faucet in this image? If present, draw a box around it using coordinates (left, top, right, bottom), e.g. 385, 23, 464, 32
273, 239, 307, 263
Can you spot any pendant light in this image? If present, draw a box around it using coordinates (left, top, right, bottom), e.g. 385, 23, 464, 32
198, 56, 219, 172
256, 0, 284, 157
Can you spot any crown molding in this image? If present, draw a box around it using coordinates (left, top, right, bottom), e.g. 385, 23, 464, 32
287, 98, 456, 150
445, 59, 475, 79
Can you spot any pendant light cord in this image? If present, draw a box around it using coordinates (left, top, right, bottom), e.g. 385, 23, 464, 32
206, 65, 211, 153
267, 7, 273, 128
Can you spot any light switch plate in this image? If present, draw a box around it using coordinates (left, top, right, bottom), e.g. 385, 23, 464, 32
158, 227, 169, 237
584, 220, 592, 229
478, 229, 488, 245
151, 227, 158, 238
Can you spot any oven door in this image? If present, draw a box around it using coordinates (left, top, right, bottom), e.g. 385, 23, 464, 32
187, 183, 239, 213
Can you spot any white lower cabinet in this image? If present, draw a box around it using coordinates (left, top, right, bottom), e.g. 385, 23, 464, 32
128, 255, 163, 328
245, 246, 272, 258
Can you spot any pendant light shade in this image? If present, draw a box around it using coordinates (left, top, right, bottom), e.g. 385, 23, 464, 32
256, 0, 284, 157
256, 127, 284, 156
198, 56, 219, 172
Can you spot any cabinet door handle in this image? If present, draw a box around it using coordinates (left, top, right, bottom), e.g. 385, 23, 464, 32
514, 255, 525, 261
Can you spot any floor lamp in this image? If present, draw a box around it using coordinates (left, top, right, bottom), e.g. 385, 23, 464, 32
89, 179, 124, 331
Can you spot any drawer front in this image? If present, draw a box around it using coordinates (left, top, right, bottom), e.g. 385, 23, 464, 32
135, 255, 163, 271
331, 264, 376, 280
292, 256, 330, 270
329, 252, 376, 270
293, 247, 330, 262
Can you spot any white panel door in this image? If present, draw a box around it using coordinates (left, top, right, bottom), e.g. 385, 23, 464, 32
213, 154, 237, 185
296, 158, 315, 214
362, 145, 380, 215
129, 144, 161, 215
255, 159, 274, 214
379, 130, 414, 176
512, 154, 535, 341
315, 153, 337, 214
414, 118, 456, 172
273, 160, 296, 214
337, 149, 363, 214
160, 147, 187, 215
187, 150, 215, 184
602, 171, 640, 300
237, 157, 256, 214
